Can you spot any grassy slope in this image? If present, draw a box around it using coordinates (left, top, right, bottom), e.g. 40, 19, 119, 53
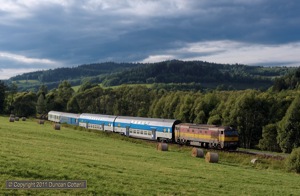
0, 116, 299, 195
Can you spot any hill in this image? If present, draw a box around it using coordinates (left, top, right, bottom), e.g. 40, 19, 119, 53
9, 62, 142, 91
8, 60, 294, 91
101, 60, 293, 90
0, 116, 299, 195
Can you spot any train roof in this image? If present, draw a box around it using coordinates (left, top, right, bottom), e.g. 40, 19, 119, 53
80, 113, 117, 121
48, 111, 80, 118
177, 123, 231, 131
115, 116, 180, 127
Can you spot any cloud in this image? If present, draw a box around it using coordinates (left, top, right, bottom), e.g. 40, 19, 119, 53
0, 68, 42, 80
142, 40, 300, 67
0, 52, 62, 79
0, 50, 60, 79
0, 0, 299, 79
0, 52, 58, 65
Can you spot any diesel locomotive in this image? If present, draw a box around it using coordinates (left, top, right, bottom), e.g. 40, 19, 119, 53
48, 111, 239, 150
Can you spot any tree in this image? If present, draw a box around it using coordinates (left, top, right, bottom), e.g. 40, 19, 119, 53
207, 114, 222, 125
8, 83, 18, 114
78, 81, 98, 93
56, 81, 75, 111
37, 84, 48, 97
67, 86, 104, 113
36, 84, 48, 114
191, 92, 219, 124
229, 90, 268, 148
0, 81, 6, 113
36, 94, 47, 114
285, 147, 300, 173
178, 94, 194, 122
13, 92, 37, 116
258, 124, 280, 152
277, 96, 300, 153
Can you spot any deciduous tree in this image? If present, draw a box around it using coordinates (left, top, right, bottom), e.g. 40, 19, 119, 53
277, 96, 300, 153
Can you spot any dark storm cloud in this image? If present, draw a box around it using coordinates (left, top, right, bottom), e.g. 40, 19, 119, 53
0, 0, 299, 79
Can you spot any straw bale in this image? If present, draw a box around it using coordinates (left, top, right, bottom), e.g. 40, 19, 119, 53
15, 117, 19, 121
10, 114, 15, 118
251, 158, 259, 164
192, 147, 204, 158
9, 117, 15, 122
54, 124, 61, 130
205, 152, 219, 163
22, 117, 26, 121
38, 120, 45, 124
157, 143, 168, 151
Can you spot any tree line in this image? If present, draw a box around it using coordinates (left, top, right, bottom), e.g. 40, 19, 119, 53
9, 60, 294, 92
1, 79, 300, 153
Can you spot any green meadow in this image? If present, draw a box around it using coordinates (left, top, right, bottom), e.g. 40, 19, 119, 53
0, 116, 299, 195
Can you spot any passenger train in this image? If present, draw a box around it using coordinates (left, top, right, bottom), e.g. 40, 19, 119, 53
48, 111, 239, 149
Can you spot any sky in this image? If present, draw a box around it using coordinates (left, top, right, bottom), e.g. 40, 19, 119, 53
0, 0, 300, 79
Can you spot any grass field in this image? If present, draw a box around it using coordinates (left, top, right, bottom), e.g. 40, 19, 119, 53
72, 84, 153, 92
0, 116, 299, 195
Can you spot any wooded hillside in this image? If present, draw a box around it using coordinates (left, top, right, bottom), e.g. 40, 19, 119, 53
8, 60, 294, 91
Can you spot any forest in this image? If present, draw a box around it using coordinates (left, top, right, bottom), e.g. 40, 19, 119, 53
1, 65, 300, 153
8, 60, 294, 92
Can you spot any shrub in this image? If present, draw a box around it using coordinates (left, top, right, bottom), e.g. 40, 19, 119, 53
285, 147, 300, 173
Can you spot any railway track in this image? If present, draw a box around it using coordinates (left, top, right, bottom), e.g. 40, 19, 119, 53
234, 149, 288, 160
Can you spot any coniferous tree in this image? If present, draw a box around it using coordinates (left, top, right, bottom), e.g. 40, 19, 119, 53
36, 94, 47, 115
0, 81, 6, 113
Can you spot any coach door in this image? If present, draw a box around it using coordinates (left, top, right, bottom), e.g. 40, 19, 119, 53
219, 130, 224, 141
126, 126, 130, 137
152, 129, 156, 140
101, 123, 105, 131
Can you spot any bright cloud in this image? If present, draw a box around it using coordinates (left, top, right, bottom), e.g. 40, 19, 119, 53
0, 68, 42, 80
142, 41, 300, 67
0, 52, 58, 64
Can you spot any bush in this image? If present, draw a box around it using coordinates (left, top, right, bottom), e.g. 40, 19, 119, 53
285, 147, 300, 173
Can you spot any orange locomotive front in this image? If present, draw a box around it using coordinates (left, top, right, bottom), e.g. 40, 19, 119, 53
174, 123, 239, 149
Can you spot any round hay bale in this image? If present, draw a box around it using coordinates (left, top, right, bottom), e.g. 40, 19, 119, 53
10, 114, 15, 118
54, 124, 61, 130
15, 117, 19, 121
38, 120, 45, 124
157, 143, 168, 151
205, 152, 219, 163
22, 117, 26, 121
251, 158, 259, 164
192, 147, 204, 158
9, 117, 15, 122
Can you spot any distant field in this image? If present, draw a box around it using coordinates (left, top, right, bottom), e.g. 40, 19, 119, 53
0, 116, 299, 195
15, 80, 40, 84
72, 83, 152, 92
